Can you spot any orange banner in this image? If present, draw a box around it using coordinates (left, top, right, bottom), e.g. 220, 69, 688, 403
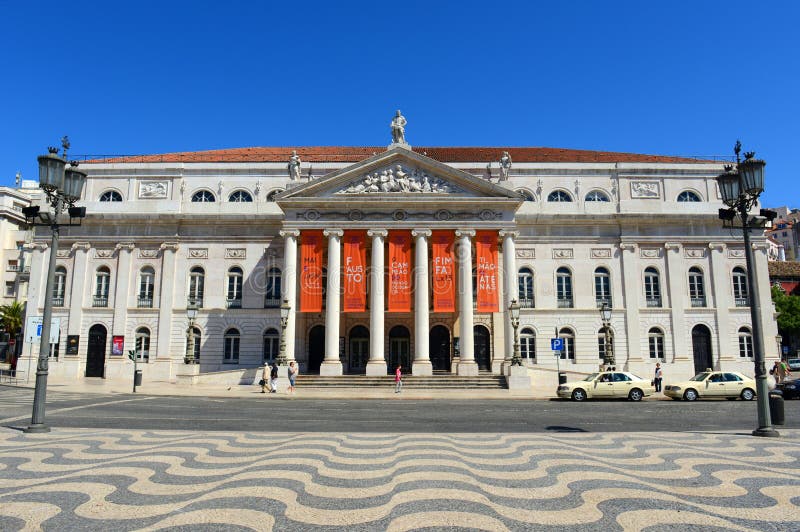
343, 231, 367, 312
431, 231, 456, 313
475, 231, 499, 312
300, 231, 325, 312
388, 231, 412, 312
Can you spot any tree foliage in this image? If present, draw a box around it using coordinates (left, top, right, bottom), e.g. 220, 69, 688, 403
772, 285, 800, 336
0, 301, 25, 336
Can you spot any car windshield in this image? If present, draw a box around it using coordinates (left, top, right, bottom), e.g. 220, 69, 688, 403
583, 373, 599, 382
690, 372, 710, 382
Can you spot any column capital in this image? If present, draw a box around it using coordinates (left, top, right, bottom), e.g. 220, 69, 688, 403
619, 242, 638, 252
708, 242, 727, 252
367, 229, 389, 238
411, 228, 431, 238
664, 242, 682, 251
499, 230, 519, 239
115, 242, 135, 252
72, 242, 91, 252
160, 242, 180, 252
323, 228, 344, 238
751, 242, 769, 251
26, 242, 48, 251
455, 229, 476, 239
279, 229, 300, 238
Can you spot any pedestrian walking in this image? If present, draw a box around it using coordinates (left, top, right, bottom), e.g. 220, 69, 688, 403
288, 361, 298, 394
653, 363, 663, 392
260, 365, 269, 393
773, 360, 791, 384
395, 365, 403, 393
270, 362, 279, 393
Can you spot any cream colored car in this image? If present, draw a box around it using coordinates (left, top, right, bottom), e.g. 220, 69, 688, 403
557, 371, 654, 401
664, 371, 756, 401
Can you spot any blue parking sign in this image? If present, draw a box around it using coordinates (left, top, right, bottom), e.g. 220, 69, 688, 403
37, 324, 43, 336
551, 338, 564, 351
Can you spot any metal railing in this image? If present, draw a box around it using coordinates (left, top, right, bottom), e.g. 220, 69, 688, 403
557, 298, 573, 309
137, 297, 153, 308
734, 297, 749, 307
264, 297, 280, 308
92, 296, 108, 307
226, 299, 242, 309
595, 298, 612, 308
188, 297, 203, 309
646, 297, 662, 308
51, 297, 65, 307
690, 297, 707, 308
519, 298, 535, 309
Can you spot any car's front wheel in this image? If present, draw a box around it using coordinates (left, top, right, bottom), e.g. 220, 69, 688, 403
684, 389, 699, 401
571, 389, 587, 402
741, 388, 755, 401
628, 388, 644, 402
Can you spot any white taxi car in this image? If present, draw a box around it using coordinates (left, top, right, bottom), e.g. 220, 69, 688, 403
663, 371, 756, 401
557, 371, 654, 401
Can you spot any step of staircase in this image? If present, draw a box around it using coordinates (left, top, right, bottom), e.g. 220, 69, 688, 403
296, 373, 507, 389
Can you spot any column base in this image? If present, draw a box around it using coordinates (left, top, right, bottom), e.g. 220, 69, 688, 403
752, 428, 780, 438
450, 356, 460, 374
176, 364, 201, 385
23, 424, 51, 433
457, 361, 479, 376
411, 361, 432, 376
505, 364, 531, 389
499, 360, 513, 375
492, 360, 504, 374
366, 360, 388, 376
319, 361, 343, 376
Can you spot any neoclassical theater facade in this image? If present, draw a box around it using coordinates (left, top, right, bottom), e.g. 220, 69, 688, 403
22, 135, 778, 383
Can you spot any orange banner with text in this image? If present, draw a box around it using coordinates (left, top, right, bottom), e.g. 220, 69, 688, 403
388, 231, 412, 312
343, 231, 367, 312
475, 231, 499, 312
431, 231, 456, 313
300, 230, 324, 313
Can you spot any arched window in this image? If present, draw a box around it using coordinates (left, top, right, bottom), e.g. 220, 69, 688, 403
227, 266, 243, 308
732, 267, 748, 307
229, 190, 253, 202
518, 267, 534, 307
94, 267, 111, 307
266, 189, 283, 202
738, 327, 753, 358
516, 189, 535, 202
648, 327, 665, 359
689, 267, 706, 307
188, 266, 205, 308
99, 190, 122, 202
585, 190, 610, 202
224, 328, 240, 362
265, 267, 282, 308
594, 267, 611, 307
53, 266, 67, 306
644, 267, 662, 307
135, 327, 150, 362
138, 266, 155, 308
556, 267, 573, 308
520, 328, 536, 359
191, 190, 215, 203
558, 327, 575, 360
677, 190, 701, 202
547, 190, 573, 202
263, 328, 279, 362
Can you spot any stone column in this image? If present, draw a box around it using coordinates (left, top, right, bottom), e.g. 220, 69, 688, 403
664, 242, 688, 360
499, 230, 518, 374
280, 229, 300, 363
366, 229, 388, 376
156, 243, 179, 362
25, 243, 48, 359
322, 229, 343, 376
456, 230, 478, 375
708, 242, 732, 362
619, 242, 642, 364
412, 229, 433, 376
67, 243, 91, 337
752, 242, 779, 357
112, 243, 135, 338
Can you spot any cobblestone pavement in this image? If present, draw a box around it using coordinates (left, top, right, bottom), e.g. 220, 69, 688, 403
1, 427, 798, 531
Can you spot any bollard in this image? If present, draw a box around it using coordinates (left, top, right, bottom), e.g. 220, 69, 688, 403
768, 390, 785, 426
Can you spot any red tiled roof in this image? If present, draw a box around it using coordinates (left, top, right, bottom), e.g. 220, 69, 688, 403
769, 261, 800, 278
82, 146, 716, 164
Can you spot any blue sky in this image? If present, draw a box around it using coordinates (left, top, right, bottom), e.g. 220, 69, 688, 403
1, 1, 798, 207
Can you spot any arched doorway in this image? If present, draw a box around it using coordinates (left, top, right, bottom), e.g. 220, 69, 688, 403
429, 325, 451, 371
389, 325, 411, 374
86, 324, 107, 377
692, 324, 713, 374
308, 325, 325, 374
348, 325, 369, 374
474, 325, 491, 371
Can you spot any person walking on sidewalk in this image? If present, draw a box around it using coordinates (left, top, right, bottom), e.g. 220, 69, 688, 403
395, 365, 403, 393
270, 362, 279, 393
653, 363, 663, 392
288, 361, 298, 394
260, 365, 269, 393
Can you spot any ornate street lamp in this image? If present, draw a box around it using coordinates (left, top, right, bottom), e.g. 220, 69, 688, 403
276, 299, 291, 366
599, 302, 614, 368
23, 138, 87, 433
184, 304, 198, 364
509, 298, 522, 366
716, 140, 778, 438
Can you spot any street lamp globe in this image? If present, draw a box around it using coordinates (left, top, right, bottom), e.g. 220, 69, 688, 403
716, 168, 741, 207
509, 298, 520, 322
280, 298, 291, 325
62, 165, 88, 202
600, 302, 612, 323
738, 155, 766, 196
37, 149, 66, 193
187, 306, 198, 321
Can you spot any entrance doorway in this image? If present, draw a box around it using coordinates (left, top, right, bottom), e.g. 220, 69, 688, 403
474, 325, 491, 370
348, 325, 369, 374
308, 325, 325, 374
86, 324, 107, 377
692, 324, 713, 375
429, 325, 451, 371
389, 325, 411, 374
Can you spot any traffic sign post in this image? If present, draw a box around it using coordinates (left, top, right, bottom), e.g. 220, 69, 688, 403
24, 316, 60, 384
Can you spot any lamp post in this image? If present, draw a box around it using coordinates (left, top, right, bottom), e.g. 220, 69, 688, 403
599, 302, 615, 369
276, 299, 291, 366
23, 138, 87, 433
184, 305, 198, 364
508, 298, 522, 366
716, 140, 778, 438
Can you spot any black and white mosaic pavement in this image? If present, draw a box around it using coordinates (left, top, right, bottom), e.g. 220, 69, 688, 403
1, 428, 798, 531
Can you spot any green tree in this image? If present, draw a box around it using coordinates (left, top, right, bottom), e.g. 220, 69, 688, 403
772, 285, 800, 350
0, 300, 25, 338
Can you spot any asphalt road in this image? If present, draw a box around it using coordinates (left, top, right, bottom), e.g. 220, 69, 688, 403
2, 387, 797, 433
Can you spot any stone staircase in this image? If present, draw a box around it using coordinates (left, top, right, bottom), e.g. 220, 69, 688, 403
296, 372, 507, 389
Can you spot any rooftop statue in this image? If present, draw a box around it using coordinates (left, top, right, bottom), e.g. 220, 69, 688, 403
288, 150, 301, 181
499, 151, 512, 181
390, 110, 407, 145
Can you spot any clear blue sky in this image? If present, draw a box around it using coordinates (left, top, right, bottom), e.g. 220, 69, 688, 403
1, 1, 798, 207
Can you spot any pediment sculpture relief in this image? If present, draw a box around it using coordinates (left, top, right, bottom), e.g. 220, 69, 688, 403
337, 165, 462, 194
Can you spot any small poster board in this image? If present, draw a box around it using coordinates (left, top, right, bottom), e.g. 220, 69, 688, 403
66, 335, 79, 355
112, 336, 125, 356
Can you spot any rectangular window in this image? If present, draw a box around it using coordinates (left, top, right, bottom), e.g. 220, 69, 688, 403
738, 335, 753, 358
649, 336, 665, 359
7, 260, 18, 272
556, 277, 573, 308
224, 337, 240, 361
594, 276, 611, 307
5, 282, 14, 297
